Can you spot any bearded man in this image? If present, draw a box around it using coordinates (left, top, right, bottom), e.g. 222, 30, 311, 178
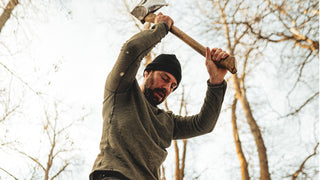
90, 13, 229, 180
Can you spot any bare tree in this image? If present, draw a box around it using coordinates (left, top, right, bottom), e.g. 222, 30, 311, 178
237, 0, 319, 116
192, 0, 318, 179
11, 101, 87, 180
0, 78, 21, 178
212, 1, 271, 179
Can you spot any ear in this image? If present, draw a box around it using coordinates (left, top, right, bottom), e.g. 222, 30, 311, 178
144, 70, 152, 78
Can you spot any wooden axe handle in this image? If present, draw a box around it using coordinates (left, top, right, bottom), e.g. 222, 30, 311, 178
145, 13, 237, 74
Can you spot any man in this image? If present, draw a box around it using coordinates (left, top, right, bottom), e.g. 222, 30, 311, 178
90, 13, 229, 180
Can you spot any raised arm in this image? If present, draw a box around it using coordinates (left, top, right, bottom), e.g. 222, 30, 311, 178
105, 22, 168, 93
172, 47, 229, 139
104, 13, 174, 94
172, 81, 227, 139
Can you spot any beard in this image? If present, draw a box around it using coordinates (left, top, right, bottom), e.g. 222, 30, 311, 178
144, 87, 166, 106
143, 73, 167, 106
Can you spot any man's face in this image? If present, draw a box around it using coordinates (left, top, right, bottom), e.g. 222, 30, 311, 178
143, 70, 178, 106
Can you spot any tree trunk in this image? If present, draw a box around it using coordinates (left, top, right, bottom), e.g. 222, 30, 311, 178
216, 1, 271, 178
0, 0, 19, 33
180, 139, 187, 179
232, 98, 250, 180
174, 140, 181, 180
233, 75, 270, 180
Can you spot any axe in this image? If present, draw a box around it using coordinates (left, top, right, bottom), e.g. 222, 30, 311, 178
131, 0, 237, 74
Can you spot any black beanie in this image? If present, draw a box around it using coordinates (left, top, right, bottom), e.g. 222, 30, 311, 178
144, 54, 182, 88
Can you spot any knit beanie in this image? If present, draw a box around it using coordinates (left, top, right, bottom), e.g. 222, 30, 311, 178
144, 54, 182, 88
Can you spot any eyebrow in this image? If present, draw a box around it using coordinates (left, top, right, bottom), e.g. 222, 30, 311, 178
162, 73, 170, 80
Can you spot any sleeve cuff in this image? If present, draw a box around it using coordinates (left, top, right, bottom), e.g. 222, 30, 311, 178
207, 79, 227, 88
152, 22, 169, 33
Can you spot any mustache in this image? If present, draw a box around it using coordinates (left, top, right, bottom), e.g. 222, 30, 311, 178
154, 88, 167, 98
143, 87, 167, 106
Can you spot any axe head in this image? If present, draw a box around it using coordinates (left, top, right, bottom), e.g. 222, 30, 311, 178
131, 0, 167, 23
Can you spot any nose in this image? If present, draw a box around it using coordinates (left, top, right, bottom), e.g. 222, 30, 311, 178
162, 83, 171, 95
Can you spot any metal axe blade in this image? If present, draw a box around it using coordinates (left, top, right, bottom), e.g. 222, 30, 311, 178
131, 0, 167, 22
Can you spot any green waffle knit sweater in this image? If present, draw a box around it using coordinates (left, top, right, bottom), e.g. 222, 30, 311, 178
90, 22, 227, 180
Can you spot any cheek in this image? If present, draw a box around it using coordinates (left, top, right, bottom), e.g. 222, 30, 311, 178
148, 77, 161, 89
145, 76, 153, 87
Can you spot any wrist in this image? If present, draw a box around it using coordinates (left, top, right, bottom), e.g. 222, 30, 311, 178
209, 78, 224, 85
207, 79, 227, 89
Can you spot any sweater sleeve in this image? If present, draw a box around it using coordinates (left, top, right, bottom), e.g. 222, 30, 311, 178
104, 22, 169, 95
172, 80, 227, 140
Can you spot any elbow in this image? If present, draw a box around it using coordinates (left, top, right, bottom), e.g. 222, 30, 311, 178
121, 40, 139, 56
201, 125, 215, 134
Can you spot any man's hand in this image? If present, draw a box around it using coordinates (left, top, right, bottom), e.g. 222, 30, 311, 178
154, 12, 174, 29
205, 47, 228, 85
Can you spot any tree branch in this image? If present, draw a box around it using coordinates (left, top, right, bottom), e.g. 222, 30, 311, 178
284, 91, 319, 117
291, 143, 319, 180
0, 104, 19, 123
0, 167, 18, 180
0, 0, 19, 33
50, 162, 70, 180
16, 149, 46, 171
0, 62, 39, 95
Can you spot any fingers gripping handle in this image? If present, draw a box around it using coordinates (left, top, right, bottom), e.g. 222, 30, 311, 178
144, 13, 237, 74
